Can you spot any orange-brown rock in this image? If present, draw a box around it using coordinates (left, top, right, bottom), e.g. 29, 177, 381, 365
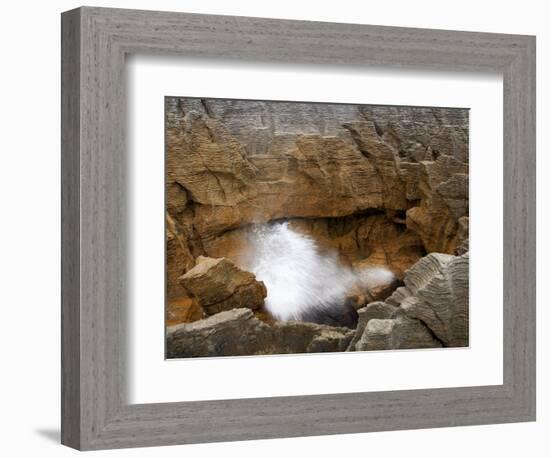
179, 256, 267, 316
166, 297, 204, 326
199, 213, 425, 280
165, 99, 469, 309
166, 213, 195, 300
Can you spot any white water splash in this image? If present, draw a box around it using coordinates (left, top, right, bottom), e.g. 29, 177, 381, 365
356, 266, 396, 290
245, 222, 354, 321
246, 222, 378, 321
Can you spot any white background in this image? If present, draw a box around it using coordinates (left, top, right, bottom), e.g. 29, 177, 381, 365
0, 0, 547, 457
129, 58, 503, 403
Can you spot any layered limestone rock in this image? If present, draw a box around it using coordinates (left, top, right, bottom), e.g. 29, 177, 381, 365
350, 252, 469, 351
405, 157, 469, 253
398, 252, 469, 347
165, 99, 469, 327
348, 301, 398, 349
166, 308, 354, 358
355, 312, 442, 351
179, 256, 267, 316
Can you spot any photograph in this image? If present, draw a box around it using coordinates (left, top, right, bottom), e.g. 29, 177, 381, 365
165, 97, 470, 358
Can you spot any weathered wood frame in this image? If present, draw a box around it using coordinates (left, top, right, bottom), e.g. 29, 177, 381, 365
61, 6, 536, 450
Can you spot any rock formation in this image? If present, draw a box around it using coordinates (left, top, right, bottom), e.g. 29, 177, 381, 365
179, 256, 267, 316
166, 308, 354, 358
164, 98, 469, 357
399, 252, 469, 347
166, 251, 468, 357
166, 99, 469, 303
347, 301, 398, 349
355, 313, 442, 351
349, 252, 469, 351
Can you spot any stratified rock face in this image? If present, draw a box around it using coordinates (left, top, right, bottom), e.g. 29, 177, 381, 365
179, 256, 267, 316
165, 99, 469, 301
355, 313, 442, 351
348, 301, 398, 349
166, 308, 354, 358
400, 252, 469, 347
350, 252, 468, 351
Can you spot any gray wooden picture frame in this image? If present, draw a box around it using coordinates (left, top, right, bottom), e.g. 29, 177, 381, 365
61, 6, 536, 451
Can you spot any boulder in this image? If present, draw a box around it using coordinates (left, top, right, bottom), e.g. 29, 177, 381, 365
355, 312, 442, 351
167, 309, 266, 358
179, 256, 267, 316
166, 308, 355, 358
348, 301, 398, 350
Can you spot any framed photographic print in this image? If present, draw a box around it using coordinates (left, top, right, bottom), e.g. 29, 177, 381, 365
61, 6, 536, 450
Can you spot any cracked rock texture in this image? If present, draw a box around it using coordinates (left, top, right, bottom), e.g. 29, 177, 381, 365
166, 99, 469, 304
350, 252, 469, 351
355, 313, 442, 351
179, 256, 267, 316
348, 301, 398, 349
399, 252, 469, 347
166, 308, 354, 358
